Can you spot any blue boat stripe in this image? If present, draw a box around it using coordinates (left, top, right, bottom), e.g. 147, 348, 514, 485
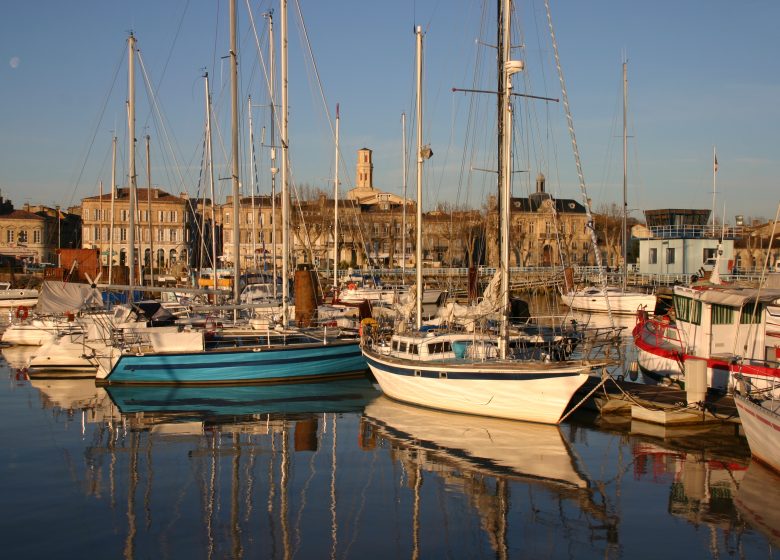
122, 347, 364, 372
364, 353, 583, 381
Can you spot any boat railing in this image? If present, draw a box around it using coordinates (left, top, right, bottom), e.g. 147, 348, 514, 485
643, 315, 684, 347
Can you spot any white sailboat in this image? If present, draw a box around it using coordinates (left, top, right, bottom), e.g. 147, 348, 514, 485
361, 14, 606, 425
562, 59, 655, 315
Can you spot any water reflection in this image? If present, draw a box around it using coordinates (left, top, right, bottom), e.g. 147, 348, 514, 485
734, 460, 780, 548
4, 367, 779, 558
361, 396, 616, 557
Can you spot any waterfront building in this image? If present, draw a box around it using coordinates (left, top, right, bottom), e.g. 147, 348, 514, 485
484, 173, 591, 267
732, 220, 780, 273
636, 209, 738, 278
81, 187, 190, 274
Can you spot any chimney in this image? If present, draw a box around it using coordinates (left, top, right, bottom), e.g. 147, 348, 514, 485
536, 172, 546, 193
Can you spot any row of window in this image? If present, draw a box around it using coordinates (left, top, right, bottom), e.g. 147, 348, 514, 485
87, 208, 181, 223
83, 227, 184, 243
674, 295, 764, 326
5, 229, 42, 244
649, 247, 720, 266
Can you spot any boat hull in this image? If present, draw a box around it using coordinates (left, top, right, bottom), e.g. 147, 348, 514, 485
98, 340, 367, 385
564, 290, 655, 315
363, 349, 591, 424
734, 393, 780, 474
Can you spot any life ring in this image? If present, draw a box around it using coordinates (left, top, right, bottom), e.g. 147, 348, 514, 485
15, 305, 28, 321
347, 283, 357, 290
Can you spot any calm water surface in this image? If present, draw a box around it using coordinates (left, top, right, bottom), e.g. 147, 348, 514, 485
1, 341, 778, 559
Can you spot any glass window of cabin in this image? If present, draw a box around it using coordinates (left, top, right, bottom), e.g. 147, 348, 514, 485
399, 342, 407, 352
666, 248, 676, 264
392, 340, 399, 351
711, 304, 733, 325
703, 248, 717, 265
740, 303, 764, 324
649, 248, 657, 264
410, 344, 419, 355
674, 295, 691, 322
689, 300, 702, 325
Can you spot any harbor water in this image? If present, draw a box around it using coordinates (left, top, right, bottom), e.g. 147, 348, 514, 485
1, 338, 778, 559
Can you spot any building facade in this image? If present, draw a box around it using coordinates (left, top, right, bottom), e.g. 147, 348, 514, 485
81, 187, 191, 274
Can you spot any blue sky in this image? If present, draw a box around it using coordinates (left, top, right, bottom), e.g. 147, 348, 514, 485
1, 0, 778, 224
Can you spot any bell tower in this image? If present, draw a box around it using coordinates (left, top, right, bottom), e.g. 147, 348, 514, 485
356, 148, 373, 189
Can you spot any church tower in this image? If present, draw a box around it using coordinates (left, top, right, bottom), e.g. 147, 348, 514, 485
356, 148, 374, 189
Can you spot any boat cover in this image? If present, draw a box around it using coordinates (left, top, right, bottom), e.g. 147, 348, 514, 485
34, 281, 104, 314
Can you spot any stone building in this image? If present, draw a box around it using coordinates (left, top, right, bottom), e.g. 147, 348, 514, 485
0, 198, 79, 266
81, 187, 191, 272
0, 207, 52, 264
485, 173, 591, 267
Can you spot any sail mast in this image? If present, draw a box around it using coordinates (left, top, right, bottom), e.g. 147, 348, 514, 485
204, 72, 218, 295
401, 112, 407, 283
333, 103, 340, 293
109, 135, 117, 285
248, 95, 258, 270
127, 33, 137, 293
281, 0, 290, 324
415, 25, 423, 330
146, 134, 154, 288
500, 0, 523, 359
267, 10, 278, 299
622, 58, 628, 292
230, 0, 241, 307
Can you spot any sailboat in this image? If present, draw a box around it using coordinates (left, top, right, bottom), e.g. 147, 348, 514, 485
562, 59, 655, 315
94, 0, 366, 385
361, 17, 608, 425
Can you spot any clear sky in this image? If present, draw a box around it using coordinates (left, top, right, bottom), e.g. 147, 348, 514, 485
1, 0, 779, 224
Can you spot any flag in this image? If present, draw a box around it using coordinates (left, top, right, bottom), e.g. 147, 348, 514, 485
714, 153, 718, 174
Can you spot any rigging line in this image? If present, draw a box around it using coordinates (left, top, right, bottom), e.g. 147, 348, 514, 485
139, 0, 191, 135
291, 0, 354, 190
544, 0, 613, 321
136, 52, 203, 240
67, 45, 126, 208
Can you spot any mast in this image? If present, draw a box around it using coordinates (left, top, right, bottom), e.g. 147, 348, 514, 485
333, 103, 340, 294
204, 72, 218, 295
401, 112, 407, 283
500, 0, 523, 359
266, 10, 278, 299
109, 135, 117, 285
622, 59, 628, 292
230, 0, 241, 307
711, 145, 718, 230
415, 25, 424, 330
496, 0, 505, 270
146, 134, 154, 288
248, 95, 258, 270
127, 33, 137, 293
281, 0, 290, 323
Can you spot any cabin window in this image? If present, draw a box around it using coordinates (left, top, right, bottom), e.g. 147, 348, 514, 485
399, 342, 407, 352
392, 340, 399, 351
673, 295, 701, 325
666, 248, 676, 264
427, 341, 452, 354
711, 304, 733, 325
703, 248, 717, 265
649, 248, 657, 265
740, 303, 764, 325
409, 344, 419, 355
